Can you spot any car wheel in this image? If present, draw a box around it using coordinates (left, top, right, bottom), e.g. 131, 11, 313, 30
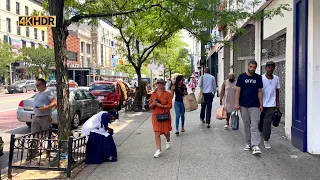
22, 87, 27, 93
72, 112, 81, 129
26, 122, 32, 127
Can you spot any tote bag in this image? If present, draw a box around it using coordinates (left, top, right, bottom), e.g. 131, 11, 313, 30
216, 106, 227, 120
183, 93, 198, 112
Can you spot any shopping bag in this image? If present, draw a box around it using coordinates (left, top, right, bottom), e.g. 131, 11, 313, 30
183, 93, 198, 112
197, 91, 204, 104
231, 111, 239, 130
272, 110, 282, 127
216, 106, 227, 120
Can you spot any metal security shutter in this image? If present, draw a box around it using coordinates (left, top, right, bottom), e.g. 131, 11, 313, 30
233, 24, 256, 77
223, 46, 230, 80
261, 34, 286, 116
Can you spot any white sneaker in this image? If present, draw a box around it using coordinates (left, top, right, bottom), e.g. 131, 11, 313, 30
154, 149, 162, 158
244, 144, 251, 151
264, 141, 271, 149
252, 146, 262, 155
166, 142, 171, 150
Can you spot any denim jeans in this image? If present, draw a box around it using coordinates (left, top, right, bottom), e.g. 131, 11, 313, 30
174, 101, 185, 131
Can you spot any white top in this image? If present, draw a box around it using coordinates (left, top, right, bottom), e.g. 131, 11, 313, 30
262, 74, 280, 107
197, 73, 217, 94
82, 111, 110, 138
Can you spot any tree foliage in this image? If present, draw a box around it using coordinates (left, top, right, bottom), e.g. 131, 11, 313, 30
0, 42, 19, 81
153, 34, 191, 78
115, 64, 150, 78
20, 46, 55, 80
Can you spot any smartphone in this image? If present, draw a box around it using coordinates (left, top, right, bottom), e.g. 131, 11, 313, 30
35, 106, 40, 109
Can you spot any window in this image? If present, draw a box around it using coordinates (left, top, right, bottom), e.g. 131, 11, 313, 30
6, 18, 11, 33
66, 51, 78, 61
83, 90, 94, 99
25, 6, 28, 15
74, 91, 85, 100
89, 84, 115, 92
81, 42, 85, 53
34, 28, 38, 39
6, 0, 10, 11
16, 2, 20, 14
42, 31, 45, 41
101, 44, 104, 65
87, 58, 91, 67
86, 44, 91, 54
26, 27, 29, 37
16, 21, 20, 35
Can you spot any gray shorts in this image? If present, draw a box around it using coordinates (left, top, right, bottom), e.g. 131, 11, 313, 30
31, 115, 53, 133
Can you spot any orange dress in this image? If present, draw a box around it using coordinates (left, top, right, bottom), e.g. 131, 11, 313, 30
149, 90, 173, 134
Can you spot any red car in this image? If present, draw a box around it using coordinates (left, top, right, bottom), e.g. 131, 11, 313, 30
89, 81, 122, 110
69, 80, 78, 88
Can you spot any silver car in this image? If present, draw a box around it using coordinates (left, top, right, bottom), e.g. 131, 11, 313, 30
7, 80, 37, 93
17, 87, 103, 129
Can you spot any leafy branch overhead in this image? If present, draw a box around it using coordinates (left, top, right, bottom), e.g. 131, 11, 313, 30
20, 46, 55, 80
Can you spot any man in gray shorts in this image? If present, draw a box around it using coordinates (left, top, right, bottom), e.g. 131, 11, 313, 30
32, 78, 57, 133
235, 60, 263, 155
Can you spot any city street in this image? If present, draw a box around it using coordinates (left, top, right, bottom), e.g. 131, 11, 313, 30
0, 91, 36, 132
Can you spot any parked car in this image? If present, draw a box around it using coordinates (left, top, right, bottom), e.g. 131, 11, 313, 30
17, 87, 103, 129
47, 80, 57, 87
89, 81, 123, 110
69, 80, 78, 88
7, 80, 37, 93
0, 136, 3, 157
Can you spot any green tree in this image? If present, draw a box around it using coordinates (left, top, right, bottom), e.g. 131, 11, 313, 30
20, 46, 55, 80
116, 64, 150, 78
0, 42, 19, 83
44, 0, 289, 140
153, 34, 190, 79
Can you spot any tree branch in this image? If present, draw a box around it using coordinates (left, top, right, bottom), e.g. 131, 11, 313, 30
65, 2, 162, 27
119, 25, 137, 69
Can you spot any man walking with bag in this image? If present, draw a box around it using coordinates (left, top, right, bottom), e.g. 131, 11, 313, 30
235, 60, 263, 155
198, 67, 217, 128
260, 61, 280, 149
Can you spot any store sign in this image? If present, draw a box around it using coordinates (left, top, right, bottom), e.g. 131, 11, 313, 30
67, 63, 79, 68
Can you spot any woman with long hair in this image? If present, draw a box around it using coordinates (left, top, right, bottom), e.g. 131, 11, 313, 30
149, 79, 173, 158
171, 75, 188, 135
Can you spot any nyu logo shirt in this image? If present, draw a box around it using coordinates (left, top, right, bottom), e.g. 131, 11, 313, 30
236, 73, 263, 107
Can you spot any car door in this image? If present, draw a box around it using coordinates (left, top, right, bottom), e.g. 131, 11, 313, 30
74, 90, 88, 119
83, 90, 100, 115
79, 90, 92, 118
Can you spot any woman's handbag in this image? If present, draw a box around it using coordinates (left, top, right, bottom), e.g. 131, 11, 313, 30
216, 106, 227, 120
272, 110, 282, 127
156, 114, 170, 122
197, 76, 204, 104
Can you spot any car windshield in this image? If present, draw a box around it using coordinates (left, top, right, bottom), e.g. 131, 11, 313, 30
89, 84, 115, 92
14, 80, 26, 85
31, 88, 73, 98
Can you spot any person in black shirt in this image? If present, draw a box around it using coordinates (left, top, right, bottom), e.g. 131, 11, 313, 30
171, 75, 188, 135
235, 60, 263, 155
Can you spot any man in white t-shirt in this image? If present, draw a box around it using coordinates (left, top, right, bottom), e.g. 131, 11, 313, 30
260, 61, 280, 149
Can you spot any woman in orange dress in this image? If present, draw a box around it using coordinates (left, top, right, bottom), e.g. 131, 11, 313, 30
149, 79, 173, 158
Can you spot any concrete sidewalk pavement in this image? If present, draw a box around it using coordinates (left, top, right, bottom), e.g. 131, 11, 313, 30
76, 98, 320, 180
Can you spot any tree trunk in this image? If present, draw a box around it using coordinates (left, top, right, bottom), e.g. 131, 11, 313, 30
134, 66, 143, 110
169, 69, 172, 79
49, 0, 71, 142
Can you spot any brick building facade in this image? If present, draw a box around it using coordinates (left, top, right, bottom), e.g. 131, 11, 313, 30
47, 28, 81, 68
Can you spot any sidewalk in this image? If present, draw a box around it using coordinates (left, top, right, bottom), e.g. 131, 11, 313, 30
75, 97, 320, 180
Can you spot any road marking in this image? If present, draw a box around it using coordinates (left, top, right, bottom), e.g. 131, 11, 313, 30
0, 108, 17, 113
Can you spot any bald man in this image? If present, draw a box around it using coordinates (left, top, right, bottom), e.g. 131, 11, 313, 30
198, 67, 217, 128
